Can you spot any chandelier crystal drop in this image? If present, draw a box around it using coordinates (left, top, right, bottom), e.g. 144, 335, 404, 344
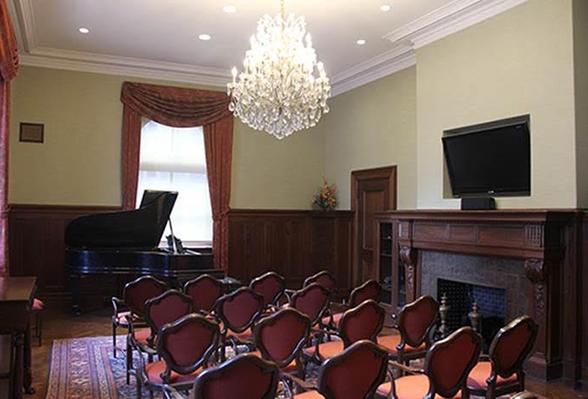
227, 0, 331, 140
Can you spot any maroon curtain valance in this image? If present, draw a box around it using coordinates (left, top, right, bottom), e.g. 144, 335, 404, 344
0, 0, 19, 81
120, 82, 231, 128
120, 82, 233, 271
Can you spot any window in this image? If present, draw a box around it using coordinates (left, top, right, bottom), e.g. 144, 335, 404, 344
137, 120, 212, 244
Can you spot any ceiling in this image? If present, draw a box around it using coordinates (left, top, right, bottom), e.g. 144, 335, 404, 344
9, 0, 526, 95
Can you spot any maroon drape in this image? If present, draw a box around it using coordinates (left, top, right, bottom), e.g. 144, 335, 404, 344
120, 82, 233, 270
0, 0, 19, 275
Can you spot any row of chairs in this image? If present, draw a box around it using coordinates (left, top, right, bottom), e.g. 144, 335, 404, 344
112, 271, 537, 399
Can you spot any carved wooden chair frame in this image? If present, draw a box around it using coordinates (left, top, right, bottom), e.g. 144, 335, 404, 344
303, 270, 336, 293
249, 271, 286, 309
325, 280, 383, 332
215, 287, 265, 359
143, 289, 193, 346
139, 313, 220, 396
253, 307, 311, 376
290, 282, 331, 327
183, 274, 224, 314
191, 354, 280, 399
470, 315, 538, 398
395, 295, 439, 363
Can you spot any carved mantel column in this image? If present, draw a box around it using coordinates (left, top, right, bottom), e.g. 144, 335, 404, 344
399, 245, 418, 303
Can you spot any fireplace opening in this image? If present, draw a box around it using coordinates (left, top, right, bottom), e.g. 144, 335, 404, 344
437, 278, 506, 348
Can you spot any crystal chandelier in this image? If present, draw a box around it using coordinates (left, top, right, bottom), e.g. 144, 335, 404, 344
227, 0, 330, 140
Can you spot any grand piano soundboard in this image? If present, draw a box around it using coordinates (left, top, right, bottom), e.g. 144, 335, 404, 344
65, 190, 222, 313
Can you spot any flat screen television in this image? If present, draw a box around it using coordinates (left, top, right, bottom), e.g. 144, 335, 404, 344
442, 115, 530, 197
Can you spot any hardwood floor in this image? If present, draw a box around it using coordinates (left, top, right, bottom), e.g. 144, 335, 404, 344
29, 299, 582, 399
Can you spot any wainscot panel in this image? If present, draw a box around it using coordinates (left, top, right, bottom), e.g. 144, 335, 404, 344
227, 209, 354, 295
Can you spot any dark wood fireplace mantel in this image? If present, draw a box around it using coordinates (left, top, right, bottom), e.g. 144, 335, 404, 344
374, 209, 586, 387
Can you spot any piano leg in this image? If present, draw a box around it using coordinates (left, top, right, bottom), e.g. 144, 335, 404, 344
12, 332, 23, 399
71, 274, 82, 315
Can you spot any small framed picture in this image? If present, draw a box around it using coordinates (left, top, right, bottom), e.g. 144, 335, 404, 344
19, 123, 44, 143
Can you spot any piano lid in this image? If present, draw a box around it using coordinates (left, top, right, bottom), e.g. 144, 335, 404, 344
65, 190, 178, 249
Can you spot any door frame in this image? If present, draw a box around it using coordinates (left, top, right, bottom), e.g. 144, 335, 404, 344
351, 166, 397, 287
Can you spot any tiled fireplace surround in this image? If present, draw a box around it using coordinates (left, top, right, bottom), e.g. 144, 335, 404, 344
374, 209, 587, 388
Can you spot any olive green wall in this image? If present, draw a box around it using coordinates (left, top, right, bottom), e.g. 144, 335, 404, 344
574, 0, 588, 208
9, 66, 324, 208
416, 0, 577, 209
319, 67, 417, 210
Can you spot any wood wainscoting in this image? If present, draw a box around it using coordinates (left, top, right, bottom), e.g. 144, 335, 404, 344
7, 204, 121, 296
227, 209, 354, 295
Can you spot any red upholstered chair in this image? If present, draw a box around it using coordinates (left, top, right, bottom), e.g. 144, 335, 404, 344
163, 353, 280, 399
137, 313, 220, 398
183, 274, 224, 314
215, 287, 265, 359
252, 308, 311, 376
467, 316, 538, 398
304, 299, 386, 363
376, 327, 482, 399
323, 280, 382, 330
141, 290, 194, 347
119, 276, 168, 384
289, 283, 331, 328
303, 270, 336, 293
291, 340, 389, 399
378, 295, 439, 365
250, 271, 286, 310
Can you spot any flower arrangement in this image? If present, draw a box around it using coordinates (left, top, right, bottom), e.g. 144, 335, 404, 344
313, 179, 337, 211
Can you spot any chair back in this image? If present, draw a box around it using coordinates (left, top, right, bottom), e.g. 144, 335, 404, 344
339, 300, 385, 348
425, 327, 482, 398
123, 275, 167, 316
398, 295, 439, 348
290, 282, 330, 325
184, 274, 224, 313
317, 340, 389, 399
488, 315, 538, 378
192, 354, 280, 399
215, 287, 264, 333
348, 280, 382, 307
157, 313, 220, 382
144, 290, 193, 343
303, 270, 336, 293
249, 272, 286, 308
253, 308, 311, 369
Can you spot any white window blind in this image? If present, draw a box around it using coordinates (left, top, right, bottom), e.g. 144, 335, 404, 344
137, 120, 212, 244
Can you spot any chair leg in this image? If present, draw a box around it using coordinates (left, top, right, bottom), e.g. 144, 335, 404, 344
126, 337, 132, 385
112, 323, 117, 358
37, 312, 42, 346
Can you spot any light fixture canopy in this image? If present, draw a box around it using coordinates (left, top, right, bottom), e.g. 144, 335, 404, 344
198, 33, 212, 41
78, 27, 90, 34
227, 0, 330, 139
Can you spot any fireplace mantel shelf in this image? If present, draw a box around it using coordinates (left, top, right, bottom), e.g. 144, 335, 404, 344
373, 208, 586, 384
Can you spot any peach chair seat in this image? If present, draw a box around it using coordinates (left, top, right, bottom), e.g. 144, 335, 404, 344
226, 327, 253, 341
377, 335, 426, 355
133, 328, 151, 345
115, 311, 131, 326
294, 391, 325, 399
377, 375, 462, 399
467, 361, 518, 390
32, 298, 44, 311
145, 360, 203, 385
250, 351, 297, 373
303, 340, 343, 360
321, 312, 343, 328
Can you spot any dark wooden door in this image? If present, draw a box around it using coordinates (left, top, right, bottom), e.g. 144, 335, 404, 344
351, 167, 397, 286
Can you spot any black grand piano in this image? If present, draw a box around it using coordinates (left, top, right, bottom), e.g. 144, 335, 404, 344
65, 190, 222, 313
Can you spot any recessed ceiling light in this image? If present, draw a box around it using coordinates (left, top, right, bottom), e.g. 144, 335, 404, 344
198, 34, 212, 41
356, 39, 366, 46
223, 5, 237, 13
78, 27, 90, 34
380, 4, 391, 12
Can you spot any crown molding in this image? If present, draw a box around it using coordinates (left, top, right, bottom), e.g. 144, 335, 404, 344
20, 47, 231, 88
10, 0, 528, 96
331, 45, 416, 97
383, 0, 528, 49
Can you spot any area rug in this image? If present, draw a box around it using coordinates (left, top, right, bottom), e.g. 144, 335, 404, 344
46, 335, 158, 399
